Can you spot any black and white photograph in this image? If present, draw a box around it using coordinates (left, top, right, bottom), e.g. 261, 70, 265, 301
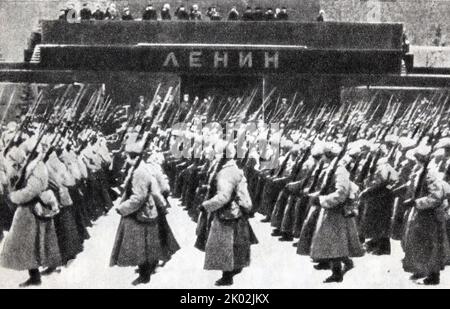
0, 0, 450, 292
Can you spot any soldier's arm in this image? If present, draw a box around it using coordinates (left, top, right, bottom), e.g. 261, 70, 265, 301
10, 166, 47, 205
117, 169, 150, 216
235, 174, 252, 213
203, 169, 235, 213
415, 174, 444, 210
319, 168, 350, 209
150, 175, 167, 209
156, 169, 170, 195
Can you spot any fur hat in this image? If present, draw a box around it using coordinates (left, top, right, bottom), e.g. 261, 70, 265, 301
407, 143, 431, 161
385, 134, 399, 145
125, 132, 148, 154
5, 146, 26, 164
435, 137, 450, 150
6, 121, 17, 132
398, 137, 416, 151
19, 135, 40, 154
311, 141, 326, 157
324, 142, 341, 155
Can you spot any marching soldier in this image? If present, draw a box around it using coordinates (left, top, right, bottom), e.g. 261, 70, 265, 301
391, 137, 416, 240
81, 132, 113, 218
277, 141, 323, 243
198, 141, 257, 286
359, 142, 399, 255
42, 133, 84, 272
307, 142, 363, 282
0, 122, 18, 149
0, 142, 62, 287
257, 138, 295, 228
402, 143, 450, 285
110, 134, 180, 285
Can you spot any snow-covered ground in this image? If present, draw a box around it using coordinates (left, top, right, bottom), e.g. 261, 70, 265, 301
0, 197, 447, 289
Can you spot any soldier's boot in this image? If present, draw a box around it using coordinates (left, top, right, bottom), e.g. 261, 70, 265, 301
261, 215, 271, 223
342, 258, 354, 274
423, 272, 440, 285
41, 267, 61, 276
372, 237, 391, 255
135, 261, 159, 274
279, 232, 294, 241
271, 229, 282, 236
410, 273, 426, 280
324, 260, 343, 283
215, 271, 234, 286
313, 261, 330, 270
364, 238, 377, 252
132, 262, 152, 286
19, 269, 42, 288
359, 235, 365, 244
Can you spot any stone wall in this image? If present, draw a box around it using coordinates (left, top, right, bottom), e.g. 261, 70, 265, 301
319, 0, 450, 46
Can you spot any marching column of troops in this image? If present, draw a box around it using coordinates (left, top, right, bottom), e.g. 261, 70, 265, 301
2, 82, 450, 287
164, 89, 450, 286
0, 120, 115, 286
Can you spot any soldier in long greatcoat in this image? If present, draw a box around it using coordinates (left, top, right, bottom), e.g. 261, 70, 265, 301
258, 140, 296, 234
44, 138, 83, 271
359, 154, 399, 255
0, 145, 62, 287
0, 151, 13, 241
199, 142, 258, 286
391, 137, 417, 240
274, 142, 319, 242
308, 142, 364, 283
110, 140, 180, 286
402, 144, 450, 285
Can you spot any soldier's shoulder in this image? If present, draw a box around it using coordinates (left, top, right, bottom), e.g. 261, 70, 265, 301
335, 164, 350, 177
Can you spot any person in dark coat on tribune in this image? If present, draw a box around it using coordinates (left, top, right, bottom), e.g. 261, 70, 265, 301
316, 10, 325, 22
105, 3, 119, 20
143, 2, 158, 20
189, 4, 202, 20
253, 7, 264, 21
59, 8, 67, 21
242, 6, 253, 21
175, 5, 190, 20
277, 7, 289, 20
92, 5, 105, 20
80, 3, 92, 20
265, 8, 275, 20
227, 6, 239, 21
161, 3, 172, 20
122, 7, 134, 20
209, 7, 222, 21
